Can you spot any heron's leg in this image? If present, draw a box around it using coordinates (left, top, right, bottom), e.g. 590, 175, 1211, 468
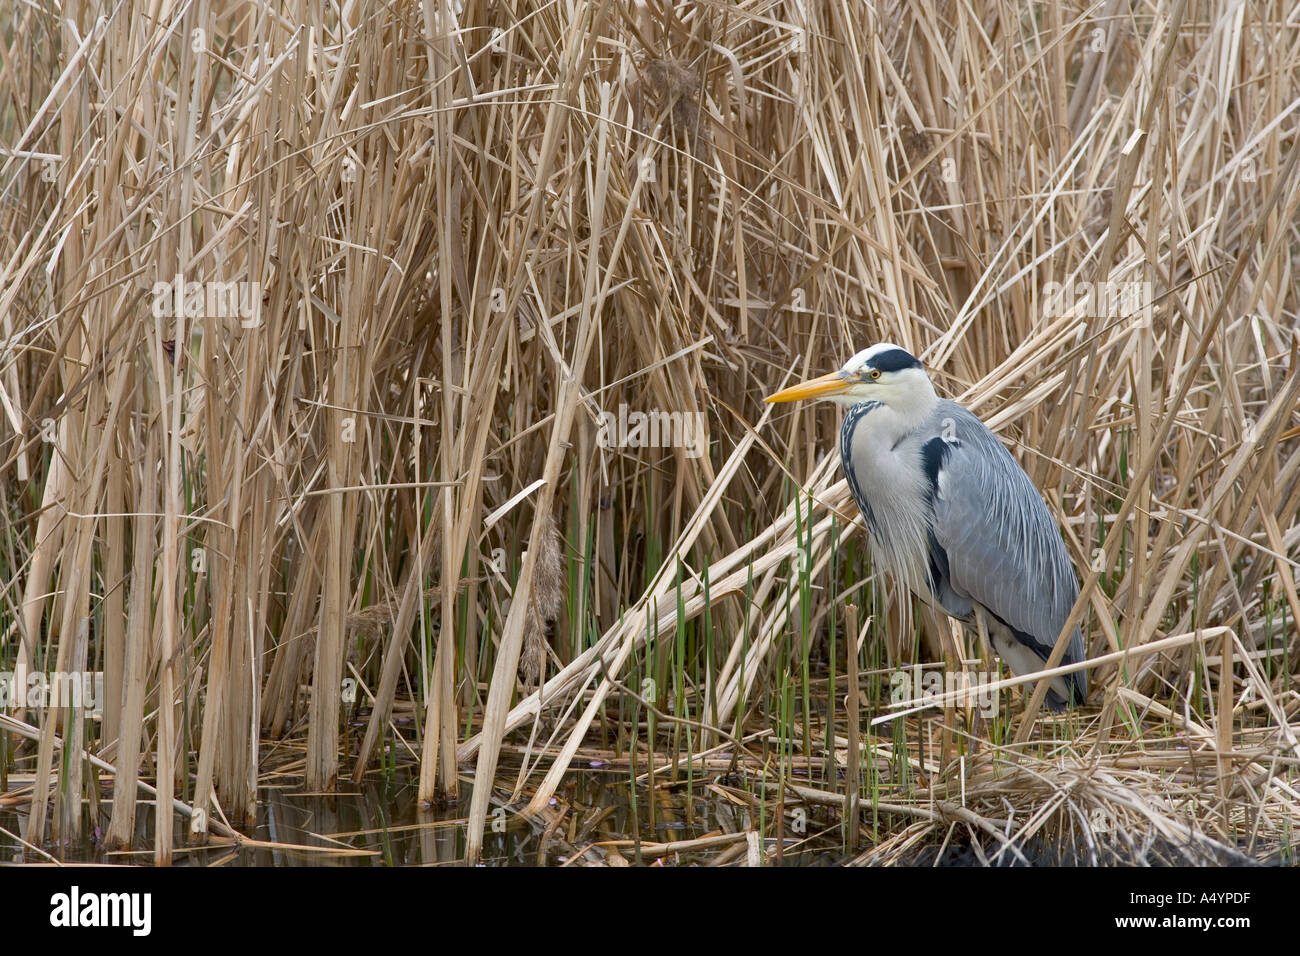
921, 607, 956, 770
914, 601, 946, 664
972, 606, 994, 678
968, 607, 997, 753
884, 581, 910, 666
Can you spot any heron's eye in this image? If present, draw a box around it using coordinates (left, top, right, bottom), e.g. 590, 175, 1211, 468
869, 369, 881, 380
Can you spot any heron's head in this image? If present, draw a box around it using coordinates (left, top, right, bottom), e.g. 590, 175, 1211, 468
764, 344, 936, 415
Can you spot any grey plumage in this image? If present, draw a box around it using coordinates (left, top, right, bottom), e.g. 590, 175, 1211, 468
845, 397, 1087, 708
767, 343, 1087, 709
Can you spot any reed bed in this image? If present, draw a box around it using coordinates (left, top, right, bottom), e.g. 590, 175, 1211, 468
1, 0, 1298, 865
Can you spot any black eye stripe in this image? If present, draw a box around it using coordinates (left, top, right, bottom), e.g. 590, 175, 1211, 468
868, 348, 923, 373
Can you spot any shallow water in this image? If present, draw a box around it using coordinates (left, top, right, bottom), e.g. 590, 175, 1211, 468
0, 761, 853, 866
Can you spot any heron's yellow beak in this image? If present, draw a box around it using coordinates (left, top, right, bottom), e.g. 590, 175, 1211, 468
764, 371, 851, 403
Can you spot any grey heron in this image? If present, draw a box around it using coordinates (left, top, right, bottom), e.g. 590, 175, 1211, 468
766, 343, 1087, 709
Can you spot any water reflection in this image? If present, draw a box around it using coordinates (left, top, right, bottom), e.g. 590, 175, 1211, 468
0, 761, 806, 866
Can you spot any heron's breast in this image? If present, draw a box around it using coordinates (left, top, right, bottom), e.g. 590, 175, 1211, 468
841, 406, 929, 514
840, 404, 933, 586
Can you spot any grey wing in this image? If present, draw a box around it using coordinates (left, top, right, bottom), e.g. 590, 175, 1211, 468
921, 402, 1087, 697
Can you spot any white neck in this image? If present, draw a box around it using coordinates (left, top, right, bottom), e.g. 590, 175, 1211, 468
860, 368, 938, 433
856, 397, 930, 448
